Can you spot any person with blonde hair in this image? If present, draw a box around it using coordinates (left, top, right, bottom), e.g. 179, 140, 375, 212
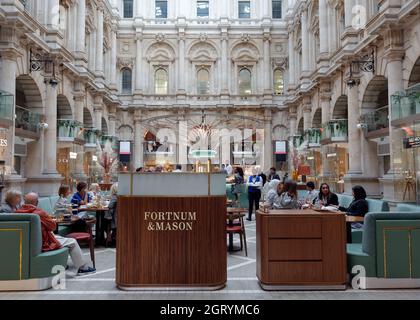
88, 183, 100, 198
105, 182, 118, 246
0, 189, 22, 213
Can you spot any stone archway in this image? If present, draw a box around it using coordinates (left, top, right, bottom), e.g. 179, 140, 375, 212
83, 108, 94, 128
312, 108, 322, 128
57, 94, 73, 119
101, 117, 109, 135
332, 95, 348, 119
297, 118, 304, 135
361, 76, 388, 131
408, 56, 420, 88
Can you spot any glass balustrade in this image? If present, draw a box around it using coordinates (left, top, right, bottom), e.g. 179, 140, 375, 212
322, 119, 348, 142
0, 91, 14, 123
304, 128, 322, 147
360, 106, 389, 133
391, 84, 420, 120
84, 128, 101, 146
15, 106, 42, 134
57, 120, 83, 139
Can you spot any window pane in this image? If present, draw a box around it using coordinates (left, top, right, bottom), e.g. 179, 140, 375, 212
238, 1, 251, 19
239, 68, 252, 95
122, 69, 132, 93
274, 69, 284, 95
197, 1, 209, 17
197, 69, 210, 94
155, 68, 168, 94
156, 1, 168, 18
272, 0, 282, 19
124, 0, 133, 18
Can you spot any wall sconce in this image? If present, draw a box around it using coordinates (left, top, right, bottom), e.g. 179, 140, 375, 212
30, 50, 58, 87
357, 123, 368, 130
347, 50, 375, 87
38, 122, 49, 130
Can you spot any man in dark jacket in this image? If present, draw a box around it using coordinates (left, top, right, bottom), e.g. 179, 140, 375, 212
267, 167, 280, 182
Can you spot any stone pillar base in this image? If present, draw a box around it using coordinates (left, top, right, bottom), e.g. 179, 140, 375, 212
2, 175, 27, 202
379, 173, 414, 207
24, 175, 64, 197
344, 174, 381, 198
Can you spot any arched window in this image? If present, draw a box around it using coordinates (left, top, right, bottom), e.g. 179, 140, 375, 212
197, 68, 210, 95
121, 68, 132, 94
273, 69, 284, 95
155, 68, 168, 95
239, 68, 252, 95
123, 0, 134, 18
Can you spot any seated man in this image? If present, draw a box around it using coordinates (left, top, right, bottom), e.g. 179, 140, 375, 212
16, 192, 96, 275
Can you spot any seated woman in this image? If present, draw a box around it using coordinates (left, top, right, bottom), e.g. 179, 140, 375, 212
263, 179, 282, 209
88, 183, 100, 199
273, 179, 299, 209
57, 185, 87, 232
105, 183, 118, 246
0, 189, 22, 213
313, 183, 339, 207
339, 185, 369, 217
71, 182, 92, 207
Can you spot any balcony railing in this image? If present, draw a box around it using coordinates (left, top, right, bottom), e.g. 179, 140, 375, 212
360, 106, 389, 133
101, 135, 119, 150
304, 128, 322, 147
322, 119, 348, 142
0, 91, 14, 127
289, 135, 304, 149
57, 119, 83, 141
15, 106, 42, 135
84, 129, 101, 147
391, 84, 420, 121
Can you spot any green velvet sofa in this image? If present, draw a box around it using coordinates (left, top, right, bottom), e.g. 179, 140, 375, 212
0, 214, 69, 291
347, 212, 420, 289
337, 194, 389, 243
397, 203, 420, 213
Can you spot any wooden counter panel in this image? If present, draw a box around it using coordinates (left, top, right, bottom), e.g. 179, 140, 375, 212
116, 196, 227, 288
268, 262, 323, 283
268, 239, 322, 261
268, 217, 322, 238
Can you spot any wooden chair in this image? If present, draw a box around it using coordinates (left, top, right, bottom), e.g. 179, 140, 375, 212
66, 219, 96, 268
226, 212, 248, 256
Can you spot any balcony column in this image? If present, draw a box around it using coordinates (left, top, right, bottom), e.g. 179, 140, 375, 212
303, 99, 312, 131
76, 0, 86, 55
263, 33, 272, 99
47, 0, 60, 29
288, 26, 295, 89
345, 0, 354, 29
289, 110, 297, 137
347, 80, 362, 175
263, 109, 273, 172
221, 33, 229, 96
43, 83, 58, 175
134, 111, 144, 169
93, 96, 103, 131
177, 32, 186, 97
95, 3, 104, 77
0, 51, 17, 175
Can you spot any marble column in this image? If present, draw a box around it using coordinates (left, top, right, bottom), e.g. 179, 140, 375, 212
135, 35, 143, 94
134, 111, 144, 169
221, 34, 229, 95
288, 27, 295, 88
108, 113, 116, 137
303, 108, 311, 131
319, 0, 329, 56
347, 81, 362, 175
43, 83, 58, 175
73, 93, 87, 179
177, 34, 186, 95
94, 96, 103, 131
95, 4, 104, 76
263, 34, 272, 96
300, 8, 309, 75
345, 0, 354, 29
110, 27, 117, 89
263, 110, 273, 172
76, 0, 86, 54
289, 110, 297, 137
320, 84, 331, 177
89, 30, 96, 71
48, 0, 60, 29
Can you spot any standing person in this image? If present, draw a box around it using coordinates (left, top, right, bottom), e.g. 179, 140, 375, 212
220, 164, 227, 174
232, 167, 245, 202
313, 183, 339, 207
173, 164, 182, 172
273, 179, 300, 209
0, 189, 22, 213
16, 192, 96, 275
225, 161, 233, 176
246, 167, 263, 221
268, 167, 280, 182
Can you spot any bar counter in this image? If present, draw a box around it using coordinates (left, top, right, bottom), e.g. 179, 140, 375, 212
116, 173, 227, 290
256, 209, 347, 290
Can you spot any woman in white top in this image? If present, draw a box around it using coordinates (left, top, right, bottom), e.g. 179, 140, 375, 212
264, 179, 281, 208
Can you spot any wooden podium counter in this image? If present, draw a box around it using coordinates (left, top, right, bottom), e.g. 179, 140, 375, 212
116, 173, 227, 290
256, 209, 347, 290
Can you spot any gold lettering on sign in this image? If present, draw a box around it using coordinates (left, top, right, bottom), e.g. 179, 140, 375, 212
144, 211, 197, 231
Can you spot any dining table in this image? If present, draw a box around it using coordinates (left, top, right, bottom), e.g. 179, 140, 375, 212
80, 206, 110, 246
226, 207, 247, 252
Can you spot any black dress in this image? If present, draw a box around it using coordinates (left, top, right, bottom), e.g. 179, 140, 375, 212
313, 193, 339, 206
339, 199, 369, 217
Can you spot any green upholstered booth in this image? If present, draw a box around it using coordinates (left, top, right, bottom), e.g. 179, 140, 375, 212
347, 212, 420, 289
397, 203, 420, 213
226, 184, 249, 208
0, 214, 68, 291
337, 194, 390, 243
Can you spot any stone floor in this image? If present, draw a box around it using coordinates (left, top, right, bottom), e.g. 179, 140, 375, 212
1, 219, 420, 300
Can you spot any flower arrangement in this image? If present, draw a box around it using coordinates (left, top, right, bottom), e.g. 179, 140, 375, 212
98, 140, 118, 183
